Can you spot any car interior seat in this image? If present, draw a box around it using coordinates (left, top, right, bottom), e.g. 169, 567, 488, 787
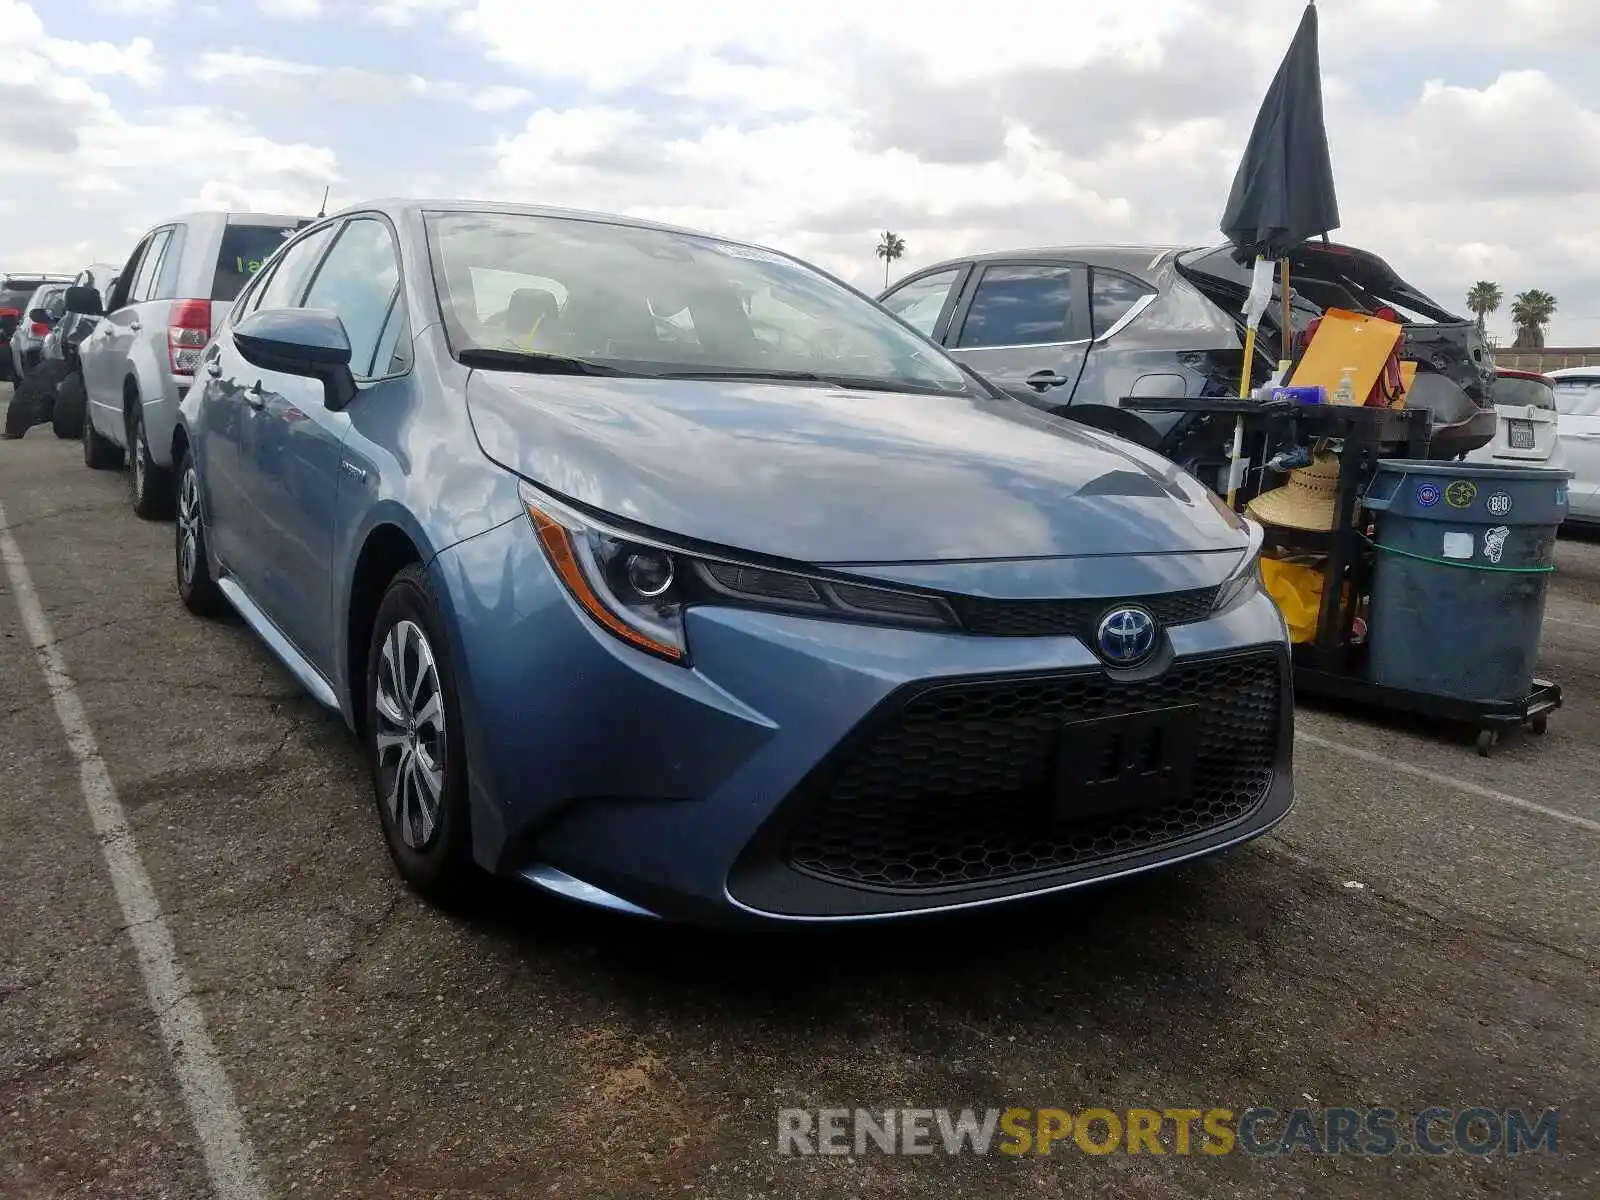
501, 287, 562, 348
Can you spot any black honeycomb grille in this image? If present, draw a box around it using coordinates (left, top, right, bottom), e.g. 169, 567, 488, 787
785, 652, 1281, 892
951, 587, 1219, 639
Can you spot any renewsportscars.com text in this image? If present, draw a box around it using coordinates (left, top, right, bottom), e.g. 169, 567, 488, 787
777, 1106, 1560, 1158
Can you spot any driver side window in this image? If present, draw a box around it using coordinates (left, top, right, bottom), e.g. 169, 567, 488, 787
300, 217, 404, 381
881, 268, 962, 338
106, 237, 151, 313
252, 223, 338, 316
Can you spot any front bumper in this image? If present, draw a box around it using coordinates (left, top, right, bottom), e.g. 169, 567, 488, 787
431, 520, 1294, 927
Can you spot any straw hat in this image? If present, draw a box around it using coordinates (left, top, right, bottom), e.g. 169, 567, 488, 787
1246, 451, 1342, 532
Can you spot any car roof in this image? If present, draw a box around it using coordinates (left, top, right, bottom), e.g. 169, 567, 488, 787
329, 197, 774, 250
902, 243, 1198, 284
2, 273, 73, 286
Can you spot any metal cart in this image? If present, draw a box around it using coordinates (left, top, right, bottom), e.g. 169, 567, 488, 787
1122, 396, 1563, 754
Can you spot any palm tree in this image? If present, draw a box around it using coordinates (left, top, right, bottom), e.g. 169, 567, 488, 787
1465, 281, 1502, 335
875, 230, 906, 289
1510, 289, 1558, 349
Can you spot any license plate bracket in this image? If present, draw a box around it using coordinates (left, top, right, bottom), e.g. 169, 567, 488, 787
1055, 704, 1198, 822
1507, 419, 1535, 450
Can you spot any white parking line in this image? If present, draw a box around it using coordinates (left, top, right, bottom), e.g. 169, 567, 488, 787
1296, 730, 1600, 834
0, 504, 271, 1200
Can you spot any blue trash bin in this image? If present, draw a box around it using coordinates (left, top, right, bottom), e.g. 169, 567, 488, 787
1362, 460, 1570, 702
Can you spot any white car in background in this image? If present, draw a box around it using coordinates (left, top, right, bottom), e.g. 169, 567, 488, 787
1466, 367, 1564, 472
1548, 367, 1600, 525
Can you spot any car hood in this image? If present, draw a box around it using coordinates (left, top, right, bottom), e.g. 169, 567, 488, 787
466, 372, 1251, 565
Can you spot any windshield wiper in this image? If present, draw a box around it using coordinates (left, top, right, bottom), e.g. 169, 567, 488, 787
458, 347, 629, 377
654, 367, 965, 394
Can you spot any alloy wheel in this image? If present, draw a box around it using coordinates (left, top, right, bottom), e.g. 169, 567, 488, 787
373, 619, 447, 850
176, 465, 200, 588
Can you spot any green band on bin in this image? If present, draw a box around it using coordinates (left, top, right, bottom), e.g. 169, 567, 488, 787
1363, 534, 1555, 575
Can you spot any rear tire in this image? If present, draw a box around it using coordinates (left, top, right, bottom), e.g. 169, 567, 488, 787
365, 564, 475, 902
175, 448, 225, 617
52, 371, 86, 440
83, 403, 124, 470
127, 403, 174, 519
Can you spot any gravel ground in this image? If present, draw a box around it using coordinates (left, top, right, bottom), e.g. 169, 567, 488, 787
2, 390, 1594, 1198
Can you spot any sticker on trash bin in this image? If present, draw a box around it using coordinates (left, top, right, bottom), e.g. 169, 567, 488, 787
1415, 482, 1442, 508
1483, 525, 1510, 564
1555, 486, 1568, 505
1442, 532, 1474, 560
1445, 480, 1477, 508
1485, 491, 1513, 517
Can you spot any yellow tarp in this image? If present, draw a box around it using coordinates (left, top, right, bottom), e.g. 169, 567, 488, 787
1262, 557, 1337, 644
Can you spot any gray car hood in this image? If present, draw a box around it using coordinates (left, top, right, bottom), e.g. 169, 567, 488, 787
466, 372, 1250, 565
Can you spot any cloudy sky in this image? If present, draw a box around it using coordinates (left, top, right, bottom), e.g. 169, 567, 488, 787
4, 0, 1598, 344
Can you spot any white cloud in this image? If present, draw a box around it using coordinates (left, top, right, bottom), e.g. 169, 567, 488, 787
189, 48, 532, 112
257, 0, 322, 16
366, 0, 463, 23
39, 36, 161, 83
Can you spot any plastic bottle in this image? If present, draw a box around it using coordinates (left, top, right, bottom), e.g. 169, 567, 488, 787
1334, 367, 1356, 405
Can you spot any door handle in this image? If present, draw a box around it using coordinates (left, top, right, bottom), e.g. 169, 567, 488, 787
244, 382, 265, 410
1027, 370, 1071, 391
128, 319, 142, 333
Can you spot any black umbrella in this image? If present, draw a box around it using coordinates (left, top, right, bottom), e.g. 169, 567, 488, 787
1220, 1, 1339, 262
1216, 2, 1340, 505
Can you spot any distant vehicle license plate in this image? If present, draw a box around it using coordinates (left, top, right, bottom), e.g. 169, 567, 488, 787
1508, 420, 1536, 450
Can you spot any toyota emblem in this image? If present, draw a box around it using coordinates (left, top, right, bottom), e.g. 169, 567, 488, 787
1096, 606, 1158, 667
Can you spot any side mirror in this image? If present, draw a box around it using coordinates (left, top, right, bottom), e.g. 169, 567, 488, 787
63, 285, 103, 317
28, 308, 54, 326
233, 307, 357, 411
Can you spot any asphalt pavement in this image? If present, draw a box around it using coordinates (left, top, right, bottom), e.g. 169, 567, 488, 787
1, 388, 1594, 1199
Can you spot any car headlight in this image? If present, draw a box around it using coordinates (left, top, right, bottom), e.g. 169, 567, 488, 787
519, 481, 959, 664
1212, 517, 1266, 614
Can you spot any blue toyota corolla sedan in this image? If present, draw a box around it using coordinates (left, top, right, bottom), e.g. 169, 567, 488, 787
171, 199, 1293, 925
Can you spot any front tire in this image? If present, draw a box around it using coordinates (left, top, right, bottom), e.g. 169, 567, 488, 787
175, 448, 225, 617
365, 564, 474, 900
128, 404, 174, 519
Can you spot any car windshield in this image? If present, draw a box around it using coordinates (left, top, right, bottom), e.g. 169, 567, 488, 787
1495, 376, 1556, 410
425, 211, 971, 394
1553, 378, 1600, 417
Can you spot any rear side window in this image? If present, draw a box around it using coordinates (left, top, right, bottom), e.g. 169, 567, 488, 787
956, 264, 1077, 349
130, 229, 173, 302
1091, 271, 1153, 337
1494, 376, 1556, 411
212, 223, 297, 302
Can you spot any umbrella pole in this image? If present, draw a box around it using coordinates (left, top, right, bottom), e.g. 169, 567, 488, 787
1226, 324, 1257, 508
1278, 258, 1293, 368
